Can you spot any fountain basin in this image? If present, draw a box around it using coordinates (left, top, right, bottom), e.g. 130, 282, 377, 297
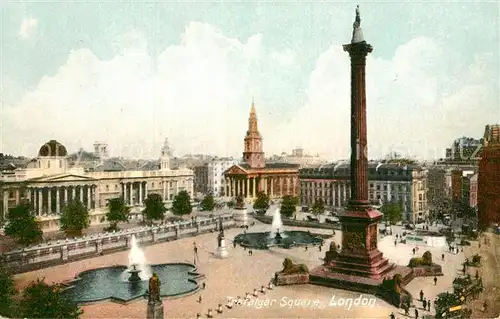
63, 263, 201, 304
233, 230, 325, 249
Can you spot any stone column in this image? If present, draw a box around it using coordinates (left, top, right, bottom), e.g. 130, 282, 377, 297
130, 183, 134, 205
95, 185, 100, 208
15, 189, 20, 205
56, 187, 60, 214
252, 178, 256, 198
87, 186, 91, 209
343, 182, 347, 204
72, 186, 76, 200
162, 181, 166, 200
270, 178, 274, 197
139, 182, 143, 204
166, 181, 171, 201
64, 187, 68, 206
231, 178, 235, 197
235, 179, 239, 196
246, 178, 250, 198
2, 190, 8, 219
38, 188, 43, 215
80, 186, 84, 203
47, 188, 52, 213
123, 183, 127, 203
279, 178, 284, 196
144, 182, 148, 199
332, 182, 336, 208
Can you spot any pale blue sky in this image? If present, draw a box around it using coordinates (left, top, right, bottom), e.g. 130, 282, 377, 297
1, 1, 499, 159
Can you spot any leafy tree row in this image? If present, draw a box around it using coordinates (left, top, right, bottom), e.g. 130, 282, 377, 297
4, 191, 194, 245
0, 264, 82, 318
380, 202, 403, 225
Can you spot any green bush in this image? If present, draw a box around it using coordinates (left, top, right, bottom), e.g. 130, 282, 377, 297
408, 252, 433, 267
422, 251, 433, 265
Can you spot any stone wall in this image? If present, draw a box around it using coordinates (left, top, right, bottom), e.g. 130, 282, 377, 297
411, 264, 444, 277
1, 215, 235, 274
275, 272, 310, 285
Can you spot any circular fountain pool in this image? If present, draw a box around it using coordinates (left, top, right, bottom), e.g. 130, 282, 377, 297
63, 263, 200, 304
233, 230, 325, 249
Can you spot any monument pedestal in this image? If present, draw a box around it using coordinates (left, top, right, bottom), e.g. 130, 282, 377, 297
233, 207, 248, 226
147, 300, 164, 319
216, 238, 229, 258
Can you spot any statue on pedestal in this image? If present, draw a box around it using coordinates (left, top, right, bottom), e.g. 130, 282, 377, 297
148, 273, 161, 303
235, 194, 245, 209
218, 217, 225, 237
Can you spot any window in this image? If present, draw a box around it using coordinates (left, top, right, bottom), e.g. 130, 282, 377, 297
152, 183, 155, 188
376, 185, 380, 190
48, 161, 51, 168
383, 185, 387, 191
115, 185, 118, 190
106, 185, 109, 191
8, 191, 14, 198
418, 194, 422, 201
369, 183, 374, 189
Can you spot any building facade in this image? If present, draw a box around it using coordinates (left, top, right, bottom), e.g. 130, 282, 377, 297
0, 139, 194, 231
469, 173, 478, 208
299, 162, 428, 222
194, 158, 238, 197
446, 137, 483, 162
478, 124, 500, 227
224, 101, 299, 199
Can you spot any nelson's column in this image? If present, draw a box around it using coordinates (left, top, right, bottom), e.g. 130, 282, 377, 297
310, 6, 412, 292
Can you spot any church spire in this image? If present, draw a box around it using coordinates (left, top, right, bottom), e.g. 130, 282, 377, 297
243, 99, 265, 168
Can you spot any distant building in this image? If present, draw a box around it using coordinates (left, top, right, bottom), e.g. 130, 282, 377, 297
478, 124, 500, 227
426, 167, 447, 207
267, 148, 327, 167
299, 162, 428, 223
194, 158, 238, 197
469, 173, 478, 208
445, 137, 483, 163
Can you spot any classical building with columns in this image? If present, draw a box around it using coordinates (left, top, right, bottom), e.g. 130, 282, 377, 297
223, 101, 299, 199
299, 162, 428, 223
0, 139, 193, 231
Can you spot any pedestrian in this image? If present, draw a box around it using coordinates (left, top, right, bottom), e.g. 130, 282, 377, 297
202, 282, 206, 289
433, 276, 437, 286
394, 240, 397, 247
442, 253, 444, 261
249, 250, 253, 256
413, 248, 416, 255
319, 246, 322, 252
415, 308, 419, 318
305, 246, 308, 251
475, 269, 479, 280
427, 299, 431, 311
233, 241, 236, 248
198, 295, 202, 303
390, 312, 395, 319
419, 290, 424, 301
423, 299, 427, 310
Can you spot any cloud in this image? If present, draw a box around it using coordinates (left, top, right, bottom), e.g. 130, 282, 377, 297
270, 50, 296, 66
2, 22, 497, 161
19, 17, 38, 39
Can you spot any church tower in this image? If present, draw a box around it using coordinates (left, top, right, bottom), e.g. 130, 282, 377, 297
160, 138, 172, 170
243, 99, 265, 168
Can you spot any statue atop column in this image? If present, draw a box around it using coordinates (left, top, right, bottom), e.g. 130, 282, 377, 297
351, 5, 365, 44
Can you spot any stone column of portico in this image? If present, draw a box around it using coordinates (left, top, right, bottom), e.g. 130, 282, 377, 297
87, 186, 91, 209
64, 187, 68, 207
343, 182, 347, 205
139, 182, 143, 204
252, 178, 256, 198
235, 179, 239, 196
279, 178, 284, 197
48, 188, 52, 214
130, 183, 134, 205
270, 178, 274, 197
166, 181, 171, 201
80, 186, 84, 203
72, 187, 76, 201
95, 185, 100, 209
38, 189, 43, 215
145, 182, 148, 200
162, 181, 166, 200
2, 190, 9, 219
246, 179, 250, 198
332, 182, 336, 208
56, 187, 61, 214
15, 189, 20, 206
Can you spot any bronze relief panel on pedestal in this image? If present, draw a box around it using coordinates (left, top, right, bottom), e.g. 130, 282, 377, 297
343, 228, 366, 253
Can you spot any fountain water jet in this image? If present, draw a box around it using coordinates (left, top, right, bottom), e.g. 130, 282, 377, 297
122, 235, 152, 281
270, 208, 284, 239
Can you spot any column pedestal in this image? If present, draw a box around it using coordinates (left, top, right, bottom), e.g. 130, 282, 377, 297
215, 237, 229, 258
232, 206, 248, 226
147, 301, 164, 319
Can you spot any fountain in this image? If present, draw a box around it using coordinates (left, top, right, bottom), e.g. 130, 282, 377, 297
124, 235, 152, 281
62, 234, 203, 304
233, 207, 326, 249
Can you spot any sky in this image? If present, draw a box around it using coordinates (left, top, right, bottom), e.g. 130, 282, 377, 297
0, 1, 498, 161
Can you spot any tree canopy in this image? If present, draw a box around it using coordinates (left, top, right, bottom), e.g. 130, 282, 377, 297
105, 197, 130, 231
4, 201, 43, 246
253, 191, 270, 214
59, 200, 90, 237
280, 195, 299, 218
380, 202, 403, 225
20, 278, 83, 319
142, 193, 167, 222
0, 264, 17, 317
200, 193, 215, 212
311, 199, 325, 216
171, 190, 192, 216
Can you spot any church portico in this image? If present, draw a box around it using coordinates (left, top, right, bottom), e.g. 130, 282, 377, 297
27, 184, 98, 216
121, 181, 149, 206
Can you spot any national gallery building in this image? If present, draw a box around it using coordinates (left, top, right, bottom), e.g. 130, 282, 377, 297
0, 139, 194, 232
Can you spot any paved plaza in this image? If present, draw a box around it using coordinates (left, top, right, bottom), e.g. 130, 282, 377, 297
13, 219, 467, 318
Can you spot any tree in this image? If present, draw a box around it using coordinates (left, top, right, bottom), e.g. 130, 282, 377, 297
280, 195, 299, 218
4, 201, 43, 246
253, 191, 270, 214
171, 190, 192, 216
105, 197, 130, 231
142, 193, 167, 223
20, 278, 83, 319
226, 199, 235, 209
200, 193, 215, 212
0, 263, 17, 317
311, 199, 325, 216
380, 202, 403, 225
59, 200, 90, 237
455, 202, 476, 219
